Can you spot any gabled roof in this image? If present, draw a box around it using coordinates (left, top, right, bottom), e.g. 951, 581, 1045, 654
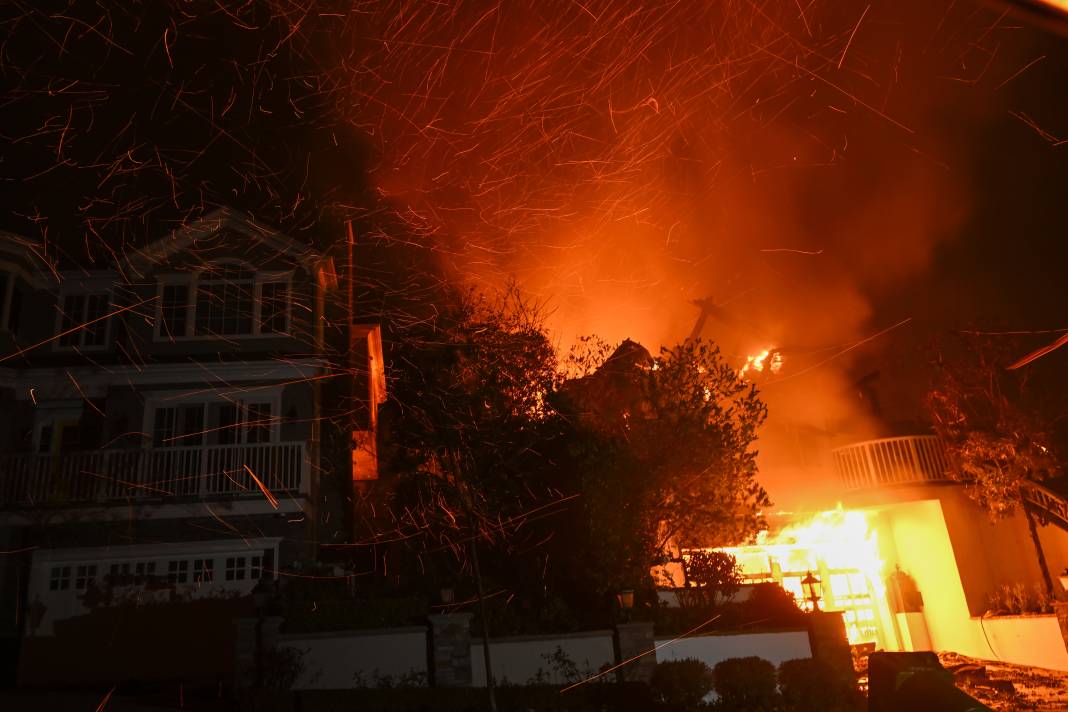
123, 207, 321, 278
0, 231, 57, 289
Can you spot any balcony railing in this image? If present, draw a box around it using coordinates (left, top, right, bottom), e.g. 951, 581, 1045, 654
832, 435, 950, 491
0, 441, 308, 507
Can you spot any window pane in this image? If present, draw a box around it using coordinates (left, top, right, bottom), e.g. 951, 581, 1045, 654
160, 284, 189, 337
37, 425, 53, 454
83, 294, 109, 346
153, 408, 177, 448
180, 405, 205, 446
213, 404, 239, 445
259, 282, 289, 333
245, 403, 272, 444
7, 286, 21, 334
0, 273, 7, 329
196, 272, 254, 336
58, 295, 84, 346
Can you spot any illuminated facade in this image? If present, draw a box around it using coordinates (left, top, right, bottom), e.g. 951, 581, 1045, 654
697, 435, 1068, 670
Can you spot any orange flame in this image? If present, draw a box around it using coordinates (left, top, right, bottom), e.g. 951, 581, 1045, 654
716, 508, 892, 646
739, 347, 783, 377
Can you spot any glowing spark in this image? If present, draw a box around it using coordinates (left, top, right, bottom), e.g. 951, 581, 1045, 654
244, 464, 280, 509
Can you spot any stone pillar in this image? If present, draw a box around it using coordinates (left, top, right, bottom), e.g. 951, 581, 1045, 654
428, 612, 473, 687
807, 611, 853, 677
613, 621, 656, 683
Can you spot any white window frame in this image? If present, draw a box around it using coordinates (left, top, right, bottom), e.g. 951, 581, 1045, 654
53, 288, 113, 352
153, 265, 294, 341
141, 388, 283, 449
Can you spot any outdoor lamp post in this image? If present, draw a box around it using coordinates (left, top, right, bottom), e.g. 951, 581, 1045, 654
801, 571, 823, 612
616, 588, 635, 622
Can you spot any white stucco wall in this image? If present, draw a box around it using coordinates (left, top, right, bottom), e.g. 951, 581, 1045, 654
279, 626, 428, 689
972, 615, 1068, 671
654, 630, 811, 669
470, 631, 615, 686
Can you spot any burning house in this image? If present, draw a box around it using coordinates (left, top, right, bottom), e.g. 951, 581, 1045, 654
701, 434, 1068, 672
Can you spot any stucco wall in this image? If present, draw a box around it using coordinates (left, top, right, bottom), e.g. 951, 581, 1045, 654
879, 498, 985, 655
1037, 523, 1068, 594
470, 631, 616, 687
974, 615, 1068, 671
280, 626, 428, 689
936, 487, 1046, 616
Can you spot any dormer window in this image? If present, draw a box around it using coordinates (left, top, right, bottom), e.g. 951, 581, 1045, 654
196, 265, 254, 335
155, 266, 292, 340
57, 292, 111, 349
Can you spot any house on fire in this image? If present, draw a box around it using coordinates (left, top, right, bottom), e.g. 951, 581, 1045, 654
0, 209, 384, 683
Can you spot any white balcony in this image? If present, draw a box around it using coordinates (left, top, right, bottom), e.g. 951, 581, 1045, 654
832, 435, 950, 491
0, 441, 308, 507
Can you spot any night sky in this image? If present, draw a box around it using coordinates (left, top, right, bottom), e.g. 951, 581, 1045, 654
3, 1, 1068, 507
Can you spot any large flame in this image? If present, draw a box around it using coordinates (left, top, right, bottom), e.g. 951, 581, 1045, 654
739, 347, 783, 378
716, 508, 891, 646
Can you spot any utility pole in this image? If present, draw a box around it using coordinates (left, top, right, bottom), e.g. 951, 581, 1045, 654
470, 532, 498, 712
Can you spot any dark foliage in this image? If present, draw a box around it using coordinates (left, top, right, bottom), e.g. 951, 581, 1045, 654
712, 657, 779, 712
651, 659, 716, 709
778, 657, 862, 712
680, 551, 742, 609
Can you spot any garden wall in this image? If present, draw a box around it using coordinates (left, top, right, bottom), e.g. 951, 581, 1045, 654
278, 626, 428, 689
654, 630, 811, 669
470, 630, 616, 686
971, 615, 1068, 671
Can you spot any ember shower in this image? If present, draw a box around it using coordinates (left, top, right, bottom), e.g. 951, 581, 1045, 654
0, 1, 1054, 506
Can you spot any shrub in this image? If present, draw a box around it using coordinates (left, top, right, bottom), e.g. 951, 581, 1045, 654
650, 658, 715, 709
778, 657, 861, 712
988, 582, 1053, 615
742, 582, 805, 627
713, 656, 778, 711
682, 551, 742, 608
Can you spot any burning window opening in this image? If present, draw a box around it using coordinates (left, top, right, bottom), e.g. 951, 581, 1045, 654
701, 508, 893, 647
739, 347, 784, 378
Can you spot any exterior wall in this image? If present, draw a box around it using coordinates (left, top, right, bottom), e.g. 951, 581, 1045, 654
470, 631, 616, 686
25, 537, 284, 636
279, 627, 428, 689
1037, 522, 1068, 593
975, 615, 1068, 671
876, 498, 987, 656
855, 484, 1048, 616
654, 630, 811, 670
937, 487, 1046, 616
